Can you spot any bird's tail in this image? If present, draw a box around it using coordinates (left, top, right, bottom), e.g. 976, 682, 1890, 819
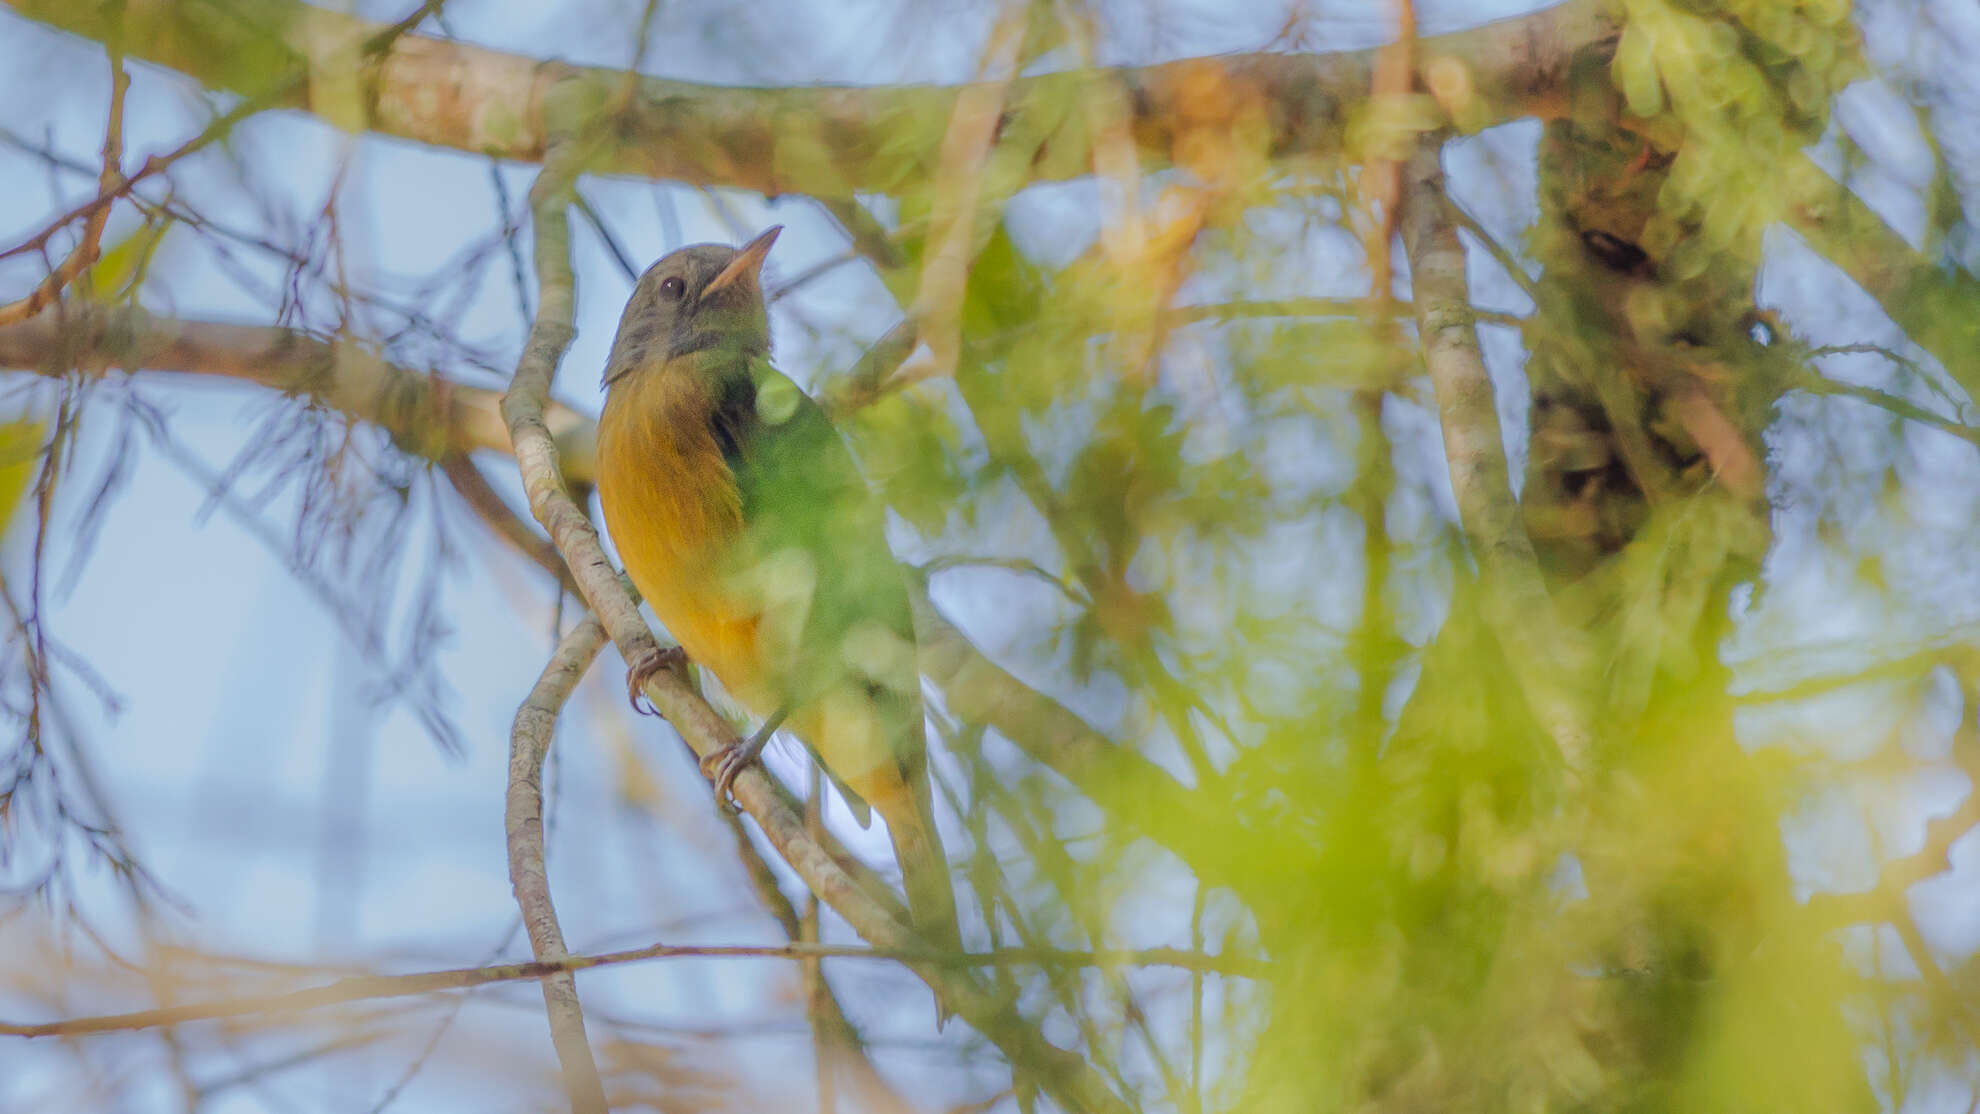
882, 793, 961, 957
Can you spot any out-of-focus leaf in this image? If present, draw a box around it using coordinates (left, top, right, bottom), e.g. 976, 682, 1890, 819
78, 218, 172, 303
0, 420, 44, 540
850, 386, 966, 534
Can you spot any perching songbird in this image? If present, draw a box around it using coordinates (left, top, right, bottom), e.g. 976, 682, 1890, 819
595, 227, 958, 953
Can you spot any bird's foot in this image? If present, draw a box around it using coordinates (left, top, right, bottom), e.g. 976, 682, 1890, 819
625, 644, 687, 715
700, 706, 789, 808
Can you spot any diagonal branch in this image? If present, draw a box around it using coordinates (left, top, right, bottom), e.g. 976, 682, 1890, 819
507, 615, 610, 1114
907, 582, 1240, 876
440, 452, 578, 591
497, 150, 1132, 1114
1788, 167, 1980, 403
1398, 135, 1592, 771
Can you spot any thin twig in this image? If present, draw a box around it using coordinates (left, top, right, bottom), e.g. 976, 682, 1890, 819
0, 39, 126, 326
0, 0, 446, 282
0, 942, 1260, 1039
508, 615, 610, 1114
1167, 297, 1524, 327
1447, 198, 1542, 307
573, 190, 640, 282
1794, 370, 1980, 448
768, 250, 865, 304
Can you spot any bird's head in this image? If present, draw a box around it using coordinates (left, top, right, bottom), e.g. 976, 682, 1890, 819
602, 226, 780, 388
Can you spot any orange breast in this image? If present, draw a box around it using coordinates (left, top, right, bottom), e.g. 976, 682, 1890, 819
597, 370, 775, 714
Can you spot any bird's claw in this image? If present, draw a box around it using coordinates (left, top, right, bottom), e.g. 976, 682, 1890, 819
700, 742, 762, 812
625, 644, 687, 715
699, 710, 786, 808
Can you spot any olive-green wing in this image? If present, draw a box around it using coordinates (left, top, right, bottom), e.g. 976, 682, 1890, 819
716, 358, 926, 753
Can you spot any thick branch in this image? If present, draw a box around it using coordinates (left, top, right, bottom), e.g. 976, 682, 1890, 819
497, 156, 1130, 1114
507, 616, 610, 1114
1398, 137, 1591, 770
4, 0, 1615, 196
0, 306, 595, 477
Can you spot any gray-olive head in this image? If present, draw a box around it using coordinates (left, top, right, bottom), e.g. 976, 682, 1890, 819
601, 226, 780, 387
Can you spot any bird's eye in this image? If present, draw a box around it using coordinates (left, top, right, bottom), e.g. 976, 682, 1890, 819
659, 276, 685, 301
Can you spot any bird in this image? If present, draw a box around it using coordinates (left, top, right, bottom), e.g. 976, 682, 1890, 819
594, 227, 959, 956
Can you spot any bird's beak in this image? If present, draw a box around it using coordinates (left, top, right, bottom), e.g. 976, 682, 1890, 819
703, 226, 782, 298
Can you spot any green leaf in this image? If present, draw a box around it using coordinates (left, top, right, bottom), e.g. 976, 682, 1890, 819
0, 420, 46, 540
79, 217, 172, 303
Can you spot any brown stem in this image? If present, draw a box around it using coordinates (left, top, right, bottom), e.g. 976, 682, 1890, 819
440, 452, 577, 592
0, 45, 127, 326
507, 616, 610, 1114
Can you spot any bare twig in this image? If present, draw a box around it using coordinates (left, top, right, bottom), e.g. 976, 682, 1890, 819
1805, 774, 1980, 929
714, 805, 915, 1114
507, 615, 610, 1114
822, 318, 920, 416
1446, 199, 1541, 307
0, 44, 126, 326
1354, 0, 1416, 305
1793, 370, 1980, 448
0, 0, 448, 320
0, 941, 1257, 1040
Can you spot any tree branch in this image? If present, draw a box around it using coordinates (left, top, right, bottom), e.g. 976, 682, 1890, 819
497, 151, 1131, 1114
0, 306, 1219, 864
907, 579, 1240, 876
4, 0, 1617, 196
0, 306, 596, 478
440, 452, 578, 591
507, 615, 610, 1114
0, 44, 126, 326
1789, 164, 1980, 403
1398, 135, 1592, 771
